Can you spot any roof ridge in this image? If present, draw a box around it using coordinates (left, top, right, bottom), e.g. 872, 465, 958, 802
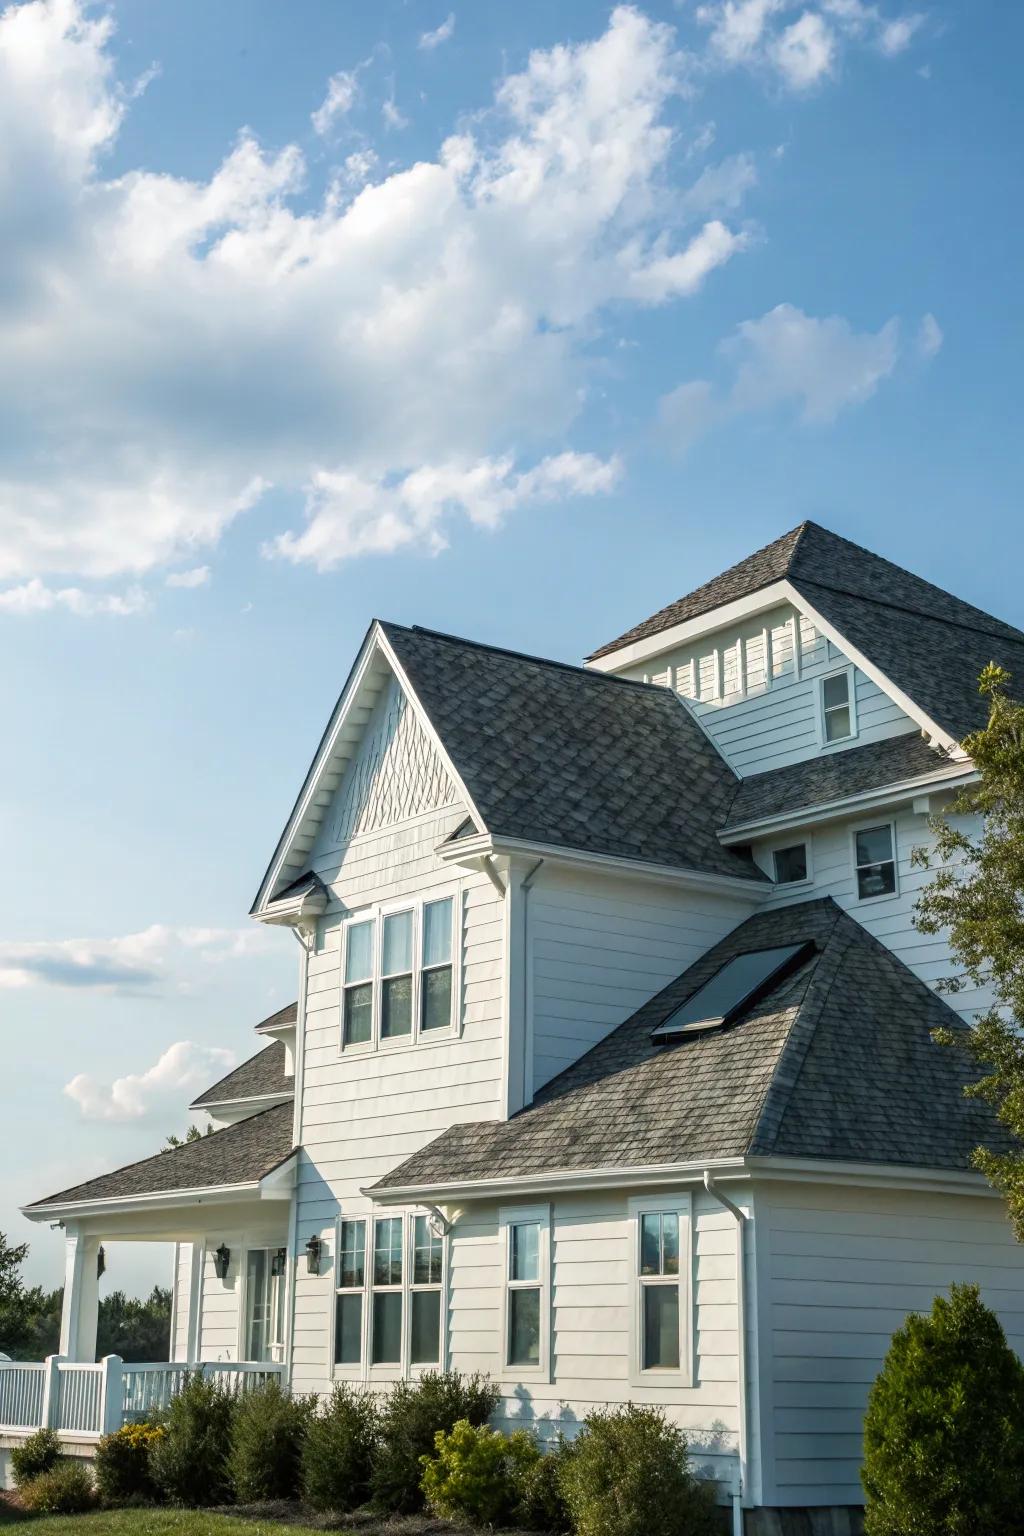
794, 574, 1024, 648
391, 621, 667, 691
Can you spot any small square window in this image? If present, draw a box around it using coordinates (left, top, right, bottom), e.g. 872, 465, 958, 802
821, 671, 854, 744
773, 844, 808, 885
855, 824, 897, 900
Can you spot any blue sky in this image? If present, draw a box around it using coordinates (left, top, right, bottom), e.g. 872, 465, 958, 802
1, 0, 1021, 1299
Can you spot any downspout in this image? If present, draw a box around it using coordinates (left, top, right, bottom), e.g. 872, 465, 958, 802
703, 1171, 748, 1536
519, 859, 545, 1106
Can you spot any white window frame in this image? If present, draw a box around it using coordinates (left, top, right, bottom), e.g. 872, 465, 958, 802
816, 663, 858, 749
769, 837, 813, 889
238, 1242, 288, 1364
628, 1193, 693, 1389
499, 1204, 551, 1383
339, 889, 460, 1056
330, 1209, 448, 1382
850, 819, 900, 905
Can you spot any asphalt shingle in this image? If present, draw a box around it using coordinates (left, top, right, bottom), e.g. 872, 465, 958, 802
191, 1041, 292, 1108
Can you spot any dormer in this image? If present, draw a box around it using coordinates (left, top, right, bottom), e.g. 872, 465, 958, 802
190, 1002, 297, 1128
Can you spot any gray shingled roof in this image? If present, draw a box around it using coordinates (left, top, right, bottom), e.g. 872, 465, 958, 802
381, 624, 764, 883
588, 522, 1024, 741
255, 1000, 298, 1033
723, 732, 960, 832
27, 1103, 295, 1210
192, 1041, 292, 1108
372, 898, 1006, 1191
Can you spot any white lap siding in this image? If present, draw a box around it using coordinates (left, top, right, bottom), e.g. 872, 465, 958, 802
448, 1188, 751, 1500
621, 605, 917, 777
753, 1180, 1024, 1507
291, 805, 506, 1398
528, 869, 757, 1091
758, 809, 993, 1021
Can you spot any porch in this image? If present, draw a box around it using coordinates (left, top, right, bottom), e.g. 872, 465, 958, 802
0, 1356, 284, 1441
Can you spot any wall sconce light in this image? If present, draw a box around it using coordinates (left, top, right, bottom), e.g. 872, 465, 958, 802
96, 1245, 106, 1280
271, 1247, 287, 1277
214, 1243, 231, 1279
305, 1235, 323, 1275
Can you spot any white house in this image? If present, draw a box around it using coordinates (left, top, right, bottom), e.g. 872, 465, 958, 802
11, 521, 1024, 1533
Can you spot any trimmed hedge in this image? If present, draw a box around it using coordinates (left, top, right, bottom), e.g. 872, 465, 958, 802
559, 1404, 718, 1536
94, 1422, 165, 1503
301, 1383, 378, 1512
149, 1372, 237, 1506
19, 1459, 97, 1514
371, 1369, 500, 1514
10, 1426, 61, 1489
228, 1379, 313, 1502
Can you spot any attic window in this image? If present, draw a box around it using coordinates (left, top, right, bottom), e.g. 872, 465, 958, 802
651, 942, 815, 1040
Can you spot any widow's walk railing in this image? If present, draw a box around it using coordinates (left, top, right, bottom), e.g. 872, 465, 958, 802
0, 1356, 284, 1438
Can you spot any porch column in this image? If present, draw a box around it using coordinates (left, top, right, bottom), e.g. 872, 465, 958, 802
59, 1226, 101, 1362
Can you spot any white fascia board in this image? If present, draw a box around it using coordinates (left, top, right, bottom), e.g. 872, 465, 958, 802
365, 1156, 750, 1205
586, 583, 793, 673
744, 1154, 995, 1199
438, 832, 770, 901
719, 762, 978, 843
782, 580, 962, 752
20, 1181, 265, 1223
187, 1092, 293, 1114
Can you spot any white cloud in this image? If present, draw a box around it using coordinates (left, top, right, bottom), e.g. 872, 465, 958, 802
0, 579, 148, 615
659, 302, 931, 448
0, 923, 272, 992
380, 94, 409, 130
64, 1040, 236, 1121
678, 152, 757, 217
0, 3, 750, 586
165, 565, 210, 588
917, 311, 943, 360
696, 0, 922, 87
269, 452, 622, 570
419, 13, 456, 50
311, 69, 358, 135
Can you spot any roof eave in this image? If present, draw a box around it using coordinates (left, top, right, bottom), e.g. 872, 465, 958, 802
188, 1091, 294, 1114
437, 832, 769, 899
720, 761, 979, 843
586, 581, 793, 672
365, 1155, 751, 1206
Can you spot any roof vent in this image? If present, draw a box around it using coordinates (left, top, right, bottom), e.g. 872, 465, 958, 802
651, 941, 815, 1041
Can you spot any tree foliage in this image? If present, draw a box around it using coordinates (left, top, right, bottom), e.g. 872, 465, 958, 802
913, 663, 1024, 1234
0, 1236, 170, 1362
0, 1230, 30, 1352
163, 1123, 213, 1152
863, 1282, 1024, 1536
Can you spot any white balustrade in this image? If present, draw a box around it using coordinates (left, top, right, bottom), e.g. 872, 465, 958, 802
55, 1362, 104, 1434
0, 1362, 46, 1430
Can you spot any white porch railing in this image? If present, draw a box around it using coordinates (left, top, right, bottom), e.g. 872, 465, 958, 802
0, 1357, 285, 1438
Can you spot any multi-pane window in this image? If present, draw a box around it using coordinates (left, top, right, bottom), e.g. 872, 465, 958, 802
372, 1217, 404, 1364
245, 1247, 287, 1363
506, 1220, 542, 1368
772, 843, 808, 885
343, 920, 374, 1046
639, 1212, 680, 1370
334, 1220, 365, 1365
341, 897, 456, 1051
821, 670, 855, 743
410, 1216, 443, 1365
381, 911, 413, 1039
421, 898, 454, 1031
855, 824, 897, 900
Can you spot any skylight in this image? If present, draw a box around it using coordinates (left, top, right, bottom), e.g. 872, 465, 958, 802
651, 942, 815, 1040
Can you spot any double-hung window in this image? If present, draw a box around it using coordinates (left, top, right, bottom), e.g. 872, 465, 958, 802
819, 667, 857, 745
333, 1210, 445, 1376
629, 1195, 692, 1386
341, 894, 457, 1052
500, 1206, 550, 1378
334, 1220, 366, 1365
854, 822, 898, 900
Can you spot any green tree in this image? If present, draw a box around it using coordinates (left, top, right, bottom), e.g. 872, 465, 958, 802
163, 1123, 213, 1152
913, 663, 1024, 1235
0, 1230, 30, 1353
862, 1283, 1024, 1536
97, 1286, 172, 1362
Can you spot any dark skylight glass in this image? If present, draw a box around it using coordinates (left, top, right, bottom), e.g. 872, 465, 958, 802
651, 942, 814, 1040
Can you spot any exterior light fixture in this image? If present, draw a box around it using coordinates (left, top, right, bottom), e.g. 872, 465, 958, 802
271, 1247, 287, 1277
305, 1235, 322, 1275
214, 1243, 231, 1279
96, 1245, 106, 1280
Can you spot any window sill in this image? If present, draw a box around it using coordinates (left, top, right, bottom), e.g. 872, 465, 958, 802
338, 1028, 459, 1061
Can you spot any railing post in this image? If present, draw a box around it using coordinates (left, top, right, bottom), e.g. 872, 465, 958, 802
99, 1355, 124, 1435
40, 1355, 63, 1429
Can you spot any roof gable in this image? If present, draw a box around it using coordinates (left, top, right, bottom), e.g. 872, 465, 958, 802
191, 1041, 292, 1109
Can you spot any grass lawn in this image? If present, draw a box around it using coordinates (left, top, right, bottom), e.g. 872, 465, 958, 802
0, 1504, 483, 1536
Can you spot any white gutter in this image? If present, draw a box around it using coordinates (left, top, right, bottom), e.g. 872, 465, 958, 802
720, 762, 978, 843
364, 1158, 749, 1206
703, 1171, 748, 1536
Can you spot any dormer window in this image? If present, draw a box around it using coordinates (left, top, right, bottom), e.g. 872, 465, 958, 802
819, 667, 857, 745
772, 843, 809, 886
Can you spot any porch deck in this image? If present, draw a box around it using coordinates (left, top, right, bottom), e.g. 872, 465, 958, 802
0, 1357, 283, 1440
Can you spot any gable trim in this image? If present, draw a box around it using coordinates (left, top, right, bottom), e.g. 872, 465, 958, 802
250, 622, 486, 917
586, 582, 794, 672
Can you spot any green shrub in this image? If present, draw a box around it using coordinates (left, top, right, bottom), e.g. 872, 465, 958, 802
149, 1371, 237, 1506
94, 1421, 165, 1503
301, 1382, 378, 1512
863, 1282, 1024, 1536
227, 1380, 312, 1503
10, 1426, 61, 1488
513, 1435, 574, 1533
420, 1418, 539, 1527
371, 1369, 500, 1514
20, 1459, 96, 1514
560, 1404, 718, 1536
